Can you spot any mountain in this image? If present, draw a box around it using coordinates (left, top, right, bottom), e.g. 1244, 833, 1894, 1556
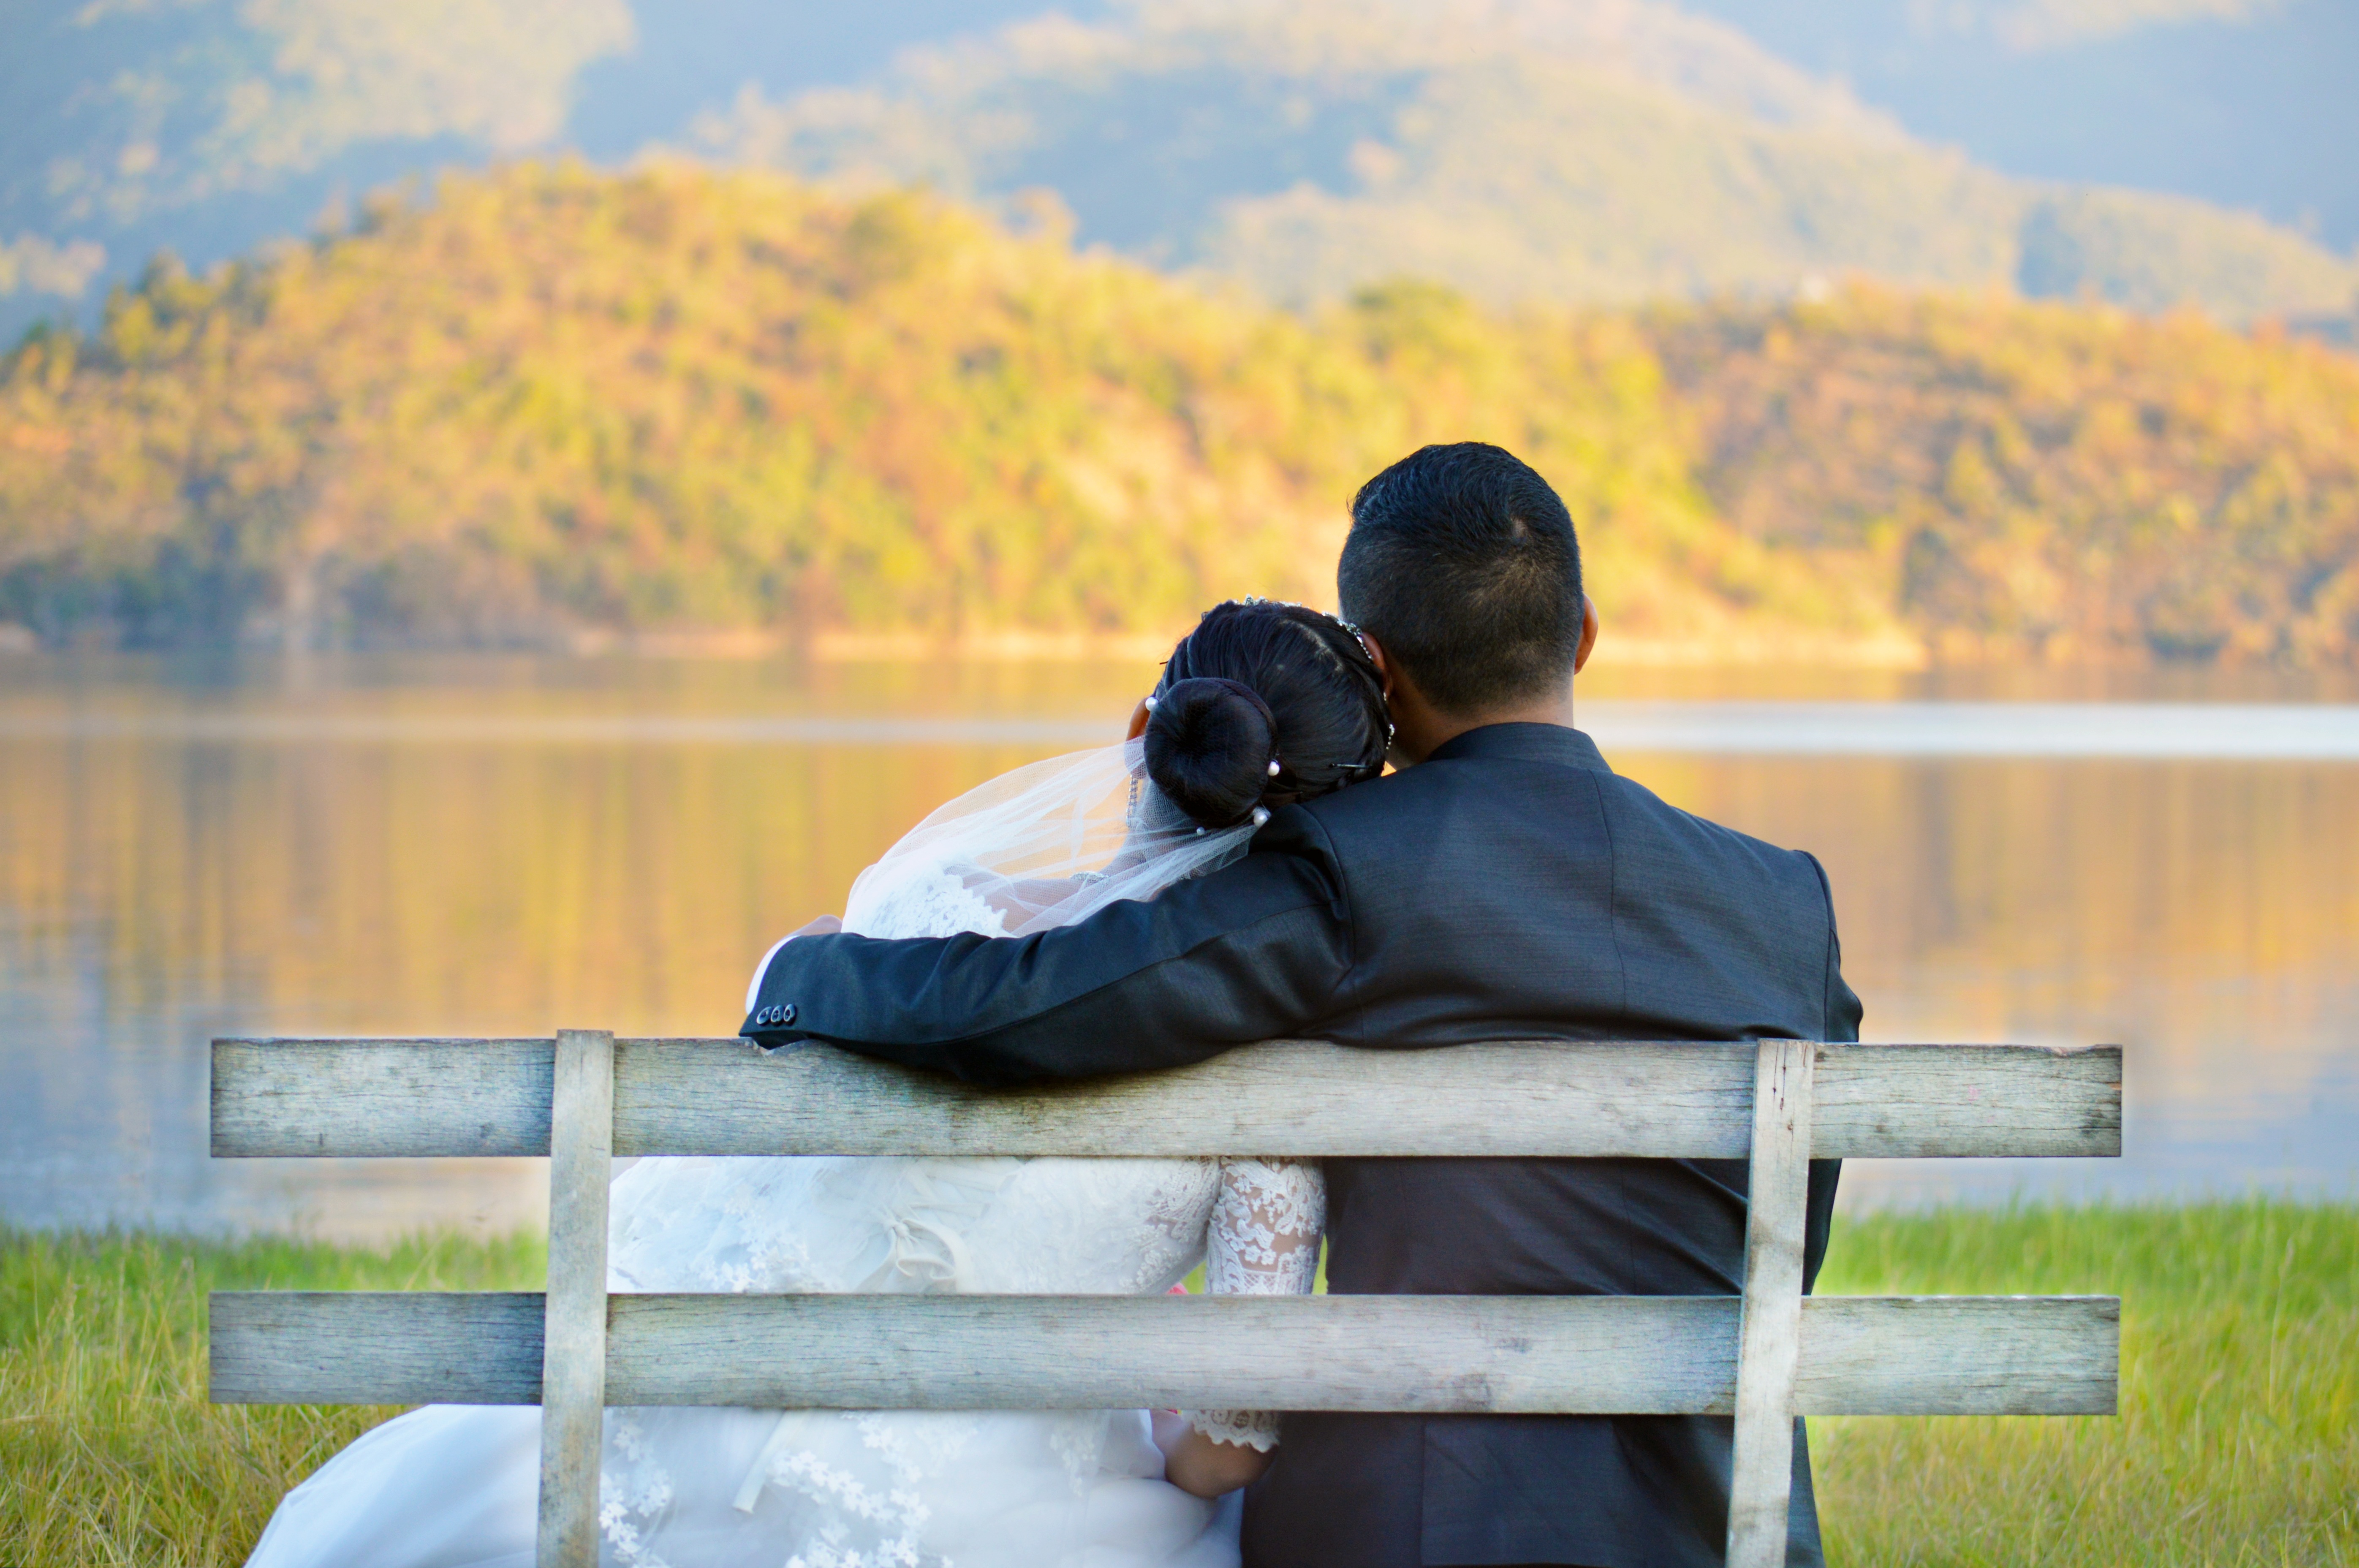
703, 0, 2357, 321
5, 163, 2354, 665
0, 0, 630, 340
0, 0, 1065, 339
2, 0, 2353, 339
1683, 0, 2359, 251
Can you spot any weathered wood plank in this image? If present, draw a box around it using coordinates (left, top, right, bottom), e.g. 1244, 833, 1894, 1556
1796, 1297, 2119, 1416
618, 1036, 1760, 1158
630, 1039, 2122, 1160
212, 1037, 555, 1156
538, 1030, 613, 1568
209, 1291, 544, 1404
1815, 1042, 2123, 1158
1727, 1039, 1816, 1568
207, 1292, 2118, 1416
211, 1037, 2123, 1161
599, 1294, 1736, 1412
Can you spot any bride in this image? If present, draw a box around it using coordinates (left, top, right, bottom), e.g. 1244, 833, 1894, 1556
243, 599, 1395, 1568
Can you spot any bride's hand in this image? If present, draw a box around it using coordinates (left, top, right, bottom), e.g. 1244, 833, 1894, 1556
1151, 1411, 1274, 1498
787, 914, 842, 939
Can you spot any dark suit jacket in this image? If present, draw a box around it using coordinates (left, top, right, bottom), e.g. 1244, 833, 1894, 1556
746, 722, 1862, 1568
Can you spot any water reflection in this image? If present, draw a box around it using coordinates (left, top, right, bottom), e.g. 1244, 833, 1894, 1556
1637, 751, 2359, 1205
1, 654, 2352, 1237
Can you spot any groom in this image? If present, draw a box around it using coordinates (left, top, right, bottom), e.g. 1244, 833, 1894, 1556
745, 442, 1861, 1568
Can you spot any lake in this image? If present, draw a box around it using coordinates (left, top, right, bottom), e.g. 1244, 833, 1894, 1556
3, 652, 2354, 1239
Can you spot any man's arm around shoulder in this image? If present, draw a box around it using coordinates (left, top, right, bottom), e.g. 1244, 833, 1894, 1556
742, 814, 1354, 1086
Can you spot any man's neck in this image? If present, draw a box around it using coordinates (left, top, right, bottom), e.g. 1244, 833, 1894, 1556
1363, 602, 1597, 767
1393, 685, 1576, 766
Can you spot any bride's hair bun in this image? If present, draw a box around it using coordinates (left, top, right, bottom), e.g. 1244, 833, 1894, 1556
1143, 677, 1279, 829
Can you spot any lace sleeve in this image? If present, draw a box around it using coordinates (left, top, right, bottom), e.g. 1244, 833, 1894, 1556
1187, 1157, 1325, 1452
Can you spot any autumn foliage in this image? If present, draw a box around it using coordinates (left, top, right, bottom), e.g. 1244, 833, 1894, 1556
3, 161, 2355, 664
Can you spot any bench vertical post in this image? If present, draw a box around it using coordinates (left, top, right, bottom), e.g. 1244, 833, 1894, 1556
538, 1029, 614, 1568
1726, 1038, 1816, 1568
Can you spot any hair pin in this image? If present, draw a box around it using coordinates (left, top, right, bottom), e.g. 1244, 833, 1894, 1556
1250, 806, 1271, 827
1266, 757, 1282, 776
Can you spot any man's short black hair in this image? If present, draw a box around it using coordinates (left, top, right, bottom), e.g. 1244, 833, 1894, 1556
1337, 442, 1585, 715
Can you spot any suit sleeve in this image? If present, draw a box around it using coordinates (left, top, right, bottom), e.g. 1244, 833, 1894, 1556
1801, 849, 1858, 1294
739, 812, 1354, 1086
1804, 850, 1864, 1047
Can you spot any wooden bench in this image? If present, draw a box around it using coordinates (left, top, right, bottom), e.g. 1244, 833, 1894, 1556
211, 1033, 2122, 1568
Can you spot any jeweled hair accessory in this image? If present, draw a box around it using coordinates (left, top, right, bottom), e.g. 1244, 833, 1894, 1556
1233, 594, 1366, 640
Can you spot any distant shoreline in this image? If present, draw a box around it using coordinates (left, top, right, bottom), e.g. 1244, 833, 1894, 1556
0, 620, 1956, 668
5, 618, 2324, 673
620, 626, 1940, 668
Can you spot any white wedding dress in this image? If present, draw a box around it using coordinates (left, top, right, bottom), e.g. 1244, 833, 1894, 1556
245, 745, 1324, 1568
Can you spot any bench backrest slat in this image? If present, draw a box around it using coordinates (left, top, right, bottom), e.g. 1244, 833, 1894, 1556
211, 1037, 2122, 1161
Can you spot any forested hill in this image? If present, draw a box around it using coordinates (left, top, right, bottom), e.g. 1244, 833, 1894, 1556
3, 163, 2356, 667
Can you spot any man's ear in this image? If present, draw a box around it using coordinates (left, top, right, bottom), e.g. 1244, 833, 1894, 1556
1573, 595, 1600, 674
1359, 633, 1395, 700
1126, 698, 1151, 741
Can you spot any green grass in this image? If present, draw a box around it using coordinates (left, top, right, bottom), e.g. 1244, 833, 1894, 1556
1, 1204, 2351, 1566
1813, 1200, 2359, 1567
0, 1227, 544, 1568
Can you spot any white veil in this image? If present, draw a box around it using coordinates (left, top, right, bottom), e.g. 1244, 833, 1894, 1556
842, 738, 1260, 941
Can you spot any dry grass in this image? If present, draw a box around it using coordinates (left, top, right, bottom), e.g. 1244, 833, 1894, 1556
1, 1203, 2351, 1565
1813, 1200, 2359, 1566
0, 1228, 542, 1567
